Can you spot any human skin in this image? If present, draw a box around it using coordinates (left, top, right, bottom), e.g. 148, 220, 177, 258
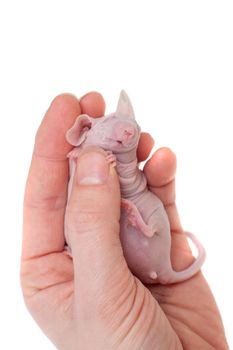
20, 92, 229, 349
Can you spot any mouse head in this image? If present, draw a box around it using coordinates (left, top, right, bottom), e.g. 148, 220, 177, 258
66, 90, 141, 154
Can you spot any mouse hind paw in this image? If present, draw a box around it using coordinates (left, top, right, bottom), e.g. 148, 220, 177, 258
121, 198, 155, 238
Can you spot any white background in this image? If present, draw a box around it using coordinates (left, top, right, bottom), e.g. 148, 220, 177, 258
0, 0, 232, 348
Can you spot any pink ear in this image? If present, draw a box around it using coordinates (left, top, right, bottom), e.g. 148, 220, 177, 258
66, 114, 92, 146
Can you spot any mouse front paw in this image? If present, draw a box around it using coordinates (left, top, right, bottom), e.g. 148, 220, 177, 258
67, 148, 81, 159
106, 150, 117, 167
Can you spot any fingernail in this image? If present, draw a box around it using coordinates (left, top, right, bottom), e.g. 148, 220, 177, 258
76, 151, 109, 185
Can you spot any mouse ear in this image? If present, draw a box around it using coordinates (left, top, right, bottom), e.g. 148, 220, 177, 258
66, 114, 92, 146
115, 90, 135, 119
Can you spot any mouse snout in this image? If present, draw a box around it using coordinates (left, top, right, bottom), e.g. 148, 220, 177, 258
114, 122, 135, 145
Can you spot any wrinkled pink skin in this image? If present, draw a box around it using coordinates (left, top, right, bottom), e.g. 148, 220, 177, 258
65, 94, 206, 284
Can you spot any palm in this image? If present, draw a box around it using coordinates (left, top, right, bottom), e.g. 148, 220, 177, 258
22, 252, 75, 344
22, 239, 225, 349
21, 92, 228, 349
148, 234, 227, 349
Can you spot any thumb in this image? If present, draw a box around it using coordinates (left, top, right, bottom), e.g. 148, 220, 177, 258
65, 147, 132, 296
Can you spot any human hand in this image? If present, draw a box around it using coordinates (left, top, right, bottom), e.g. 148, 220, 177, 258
21, 92, 228, 349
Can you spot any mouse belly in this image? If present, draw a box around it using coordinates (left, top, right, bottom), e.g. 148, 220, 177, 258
122, 186, 168, 225
119, 206, 171, 284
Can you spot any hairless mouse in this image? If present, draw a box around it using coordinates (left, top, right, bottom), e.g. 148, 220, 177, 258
65, 90, 206, 284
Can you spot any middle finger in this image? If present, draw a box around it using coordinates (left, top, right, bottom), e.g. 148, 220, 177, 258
143, 147, 183, 234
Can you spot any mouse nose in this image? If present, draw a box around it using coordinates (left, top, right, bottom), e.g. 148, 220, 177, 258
114, 122, 135, 144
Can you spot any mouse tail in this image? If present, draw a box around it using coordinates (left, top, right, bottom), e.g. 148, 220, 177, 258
160, 231, 206, 284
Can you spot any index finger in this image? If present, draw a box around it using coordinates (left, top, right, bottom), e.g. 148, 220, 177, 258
22, 92, 105, 260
